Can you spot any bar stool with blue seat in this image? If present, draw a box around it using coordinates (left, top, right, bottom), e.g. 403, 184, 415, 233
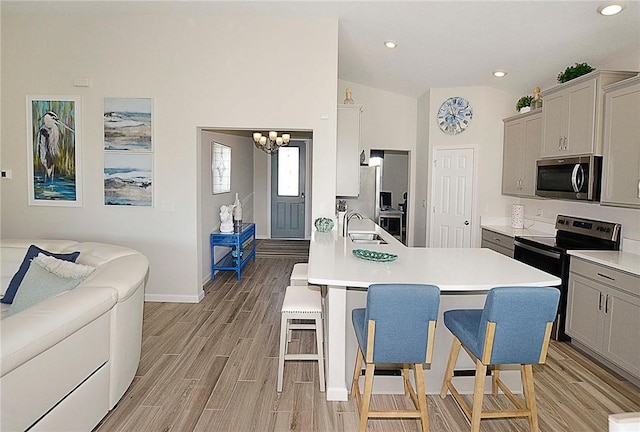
440, 286, 560, 432
351, 283, 440, 432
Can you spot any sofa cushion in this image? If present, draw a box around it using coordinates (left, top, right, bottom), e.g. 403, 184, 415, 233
1, 246, 80, 304
6, 256, 93, 316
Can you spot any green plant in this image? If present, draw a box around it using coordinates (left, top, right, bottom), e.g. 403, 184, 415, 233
516, 95, 534, 112
557, 62, 595, 83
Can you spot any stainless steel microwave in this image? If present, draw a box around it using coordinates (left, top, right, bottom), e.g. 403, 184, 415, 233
536, 156, 602, 201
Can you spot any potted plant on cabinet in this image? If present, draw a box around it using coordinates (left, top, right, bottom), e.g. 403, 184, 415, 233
516, 95, 534, 113
557, 62, 595, 83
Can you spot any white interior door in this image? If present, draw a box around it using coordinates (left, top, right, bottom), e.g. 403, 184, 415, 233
430, 147, 475, 248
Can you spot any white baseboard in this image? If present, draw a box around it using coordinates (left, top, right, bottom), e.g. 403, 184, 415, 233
145, 290, 204, 303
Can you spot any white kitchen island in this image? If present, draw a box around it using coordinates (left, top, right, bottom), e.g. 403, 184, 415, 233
308, 219, 562, 401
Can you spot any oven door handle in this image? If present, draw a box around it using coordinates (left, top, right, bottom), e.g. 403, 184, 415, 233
514, 240, 562, 259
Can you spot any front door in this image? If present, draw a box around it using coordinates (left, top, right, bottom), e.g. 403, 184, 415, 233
430, 147, 474, 247
271, 141, 306, 238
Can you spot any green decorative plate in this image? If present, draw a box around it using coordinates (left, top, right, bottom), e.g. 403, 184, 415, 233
352, 249, 398, 262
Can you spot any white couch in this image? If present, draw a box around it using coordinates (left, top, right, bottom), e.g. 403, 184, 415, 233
1, 239, 149, 432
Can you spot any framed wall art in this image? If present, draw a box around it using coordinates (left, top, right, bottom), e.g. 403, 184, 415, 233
26, 95, 83, 206
212, 142, 231, 194
104, 152, 153, 206
104, 97, 152, 151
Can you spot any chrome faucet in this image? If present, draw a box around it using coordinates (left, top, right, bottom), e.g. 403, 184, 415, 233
343, 211, 364, 237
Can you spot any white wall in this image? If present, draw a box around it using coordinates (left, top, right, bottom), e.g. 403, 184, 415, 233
337, 80, 418, 243
1, 10, 339, 302
424, 87, 518, 247
199, 131, 254, 286
414, 90, 431, 247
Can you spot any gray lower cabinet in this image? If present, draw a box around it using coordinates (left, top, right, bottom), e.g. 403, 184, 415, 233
601, 75, 640, 208
567, 257, 640, 380
481, 229, 514, 258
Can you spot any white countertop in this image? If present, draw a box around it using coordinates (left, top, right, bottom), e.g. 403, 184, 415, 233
309, 219, 561, 290
568, 250, 640, 276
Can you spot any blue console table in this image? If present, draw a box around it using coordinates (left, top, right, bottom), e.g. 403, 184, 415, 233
210, 223, 256, 280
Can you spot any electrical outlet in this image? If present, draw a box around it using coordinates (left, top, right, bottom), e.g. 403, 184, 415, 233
422, 199, 427, 208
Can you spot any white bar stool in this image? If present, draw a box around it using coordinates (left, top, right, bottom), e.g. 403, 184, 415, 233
277, 285, 325, 393
290, 263, 308, 286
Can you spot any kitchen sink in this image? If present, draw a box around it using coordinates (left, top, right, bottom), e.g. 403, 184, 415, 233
349, 233, 387, 245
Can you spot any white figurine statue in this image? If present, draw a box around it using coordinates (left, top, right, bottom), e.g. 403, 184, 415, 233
219, 205, 234, 233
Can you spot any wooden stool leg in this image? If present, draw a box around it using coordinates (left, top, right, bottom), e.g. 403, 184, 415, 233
276, 314, 288, 392
315, 315, 325, 392
414, 363, 430, 432
522, 364, 539, 432
402, 363, 411, 397
492, 364, 500, 396
351, 347, 364, 399
471, 359, 487, 432
358, 363, 375, 432
440, 336, 462, 398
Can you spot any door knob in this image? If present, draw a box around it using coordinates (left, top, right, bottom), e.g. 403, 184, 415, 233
464, 221, 470, 225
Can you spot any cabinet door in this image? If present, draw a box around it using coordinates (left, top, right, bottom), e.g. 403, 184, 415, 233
565, 79, 597, 155
336, 105, 362, 196
601, 80, 640, 208
541, 91, 565, 157
522, 114, 542, 196
566, 273, 605, 352
602, 287, 640, 377
502, 119, 525, 195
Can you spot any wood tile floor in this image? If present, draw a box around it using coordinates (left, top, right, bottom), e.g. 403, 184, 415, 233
95, 257, 640, 432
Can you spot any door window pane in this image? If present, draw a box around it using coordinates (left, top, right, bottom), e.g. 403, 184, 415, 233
278, 147, 299, 196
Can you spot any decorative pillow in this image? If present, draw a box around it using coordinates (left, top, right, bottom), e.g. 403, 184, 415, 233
35, 253, 95, 279
1, 245, 80, 304
5, 255, 94, 317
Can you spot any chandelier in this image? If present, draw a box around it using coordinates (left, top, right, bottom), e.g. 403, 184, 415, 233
253, 131, 291, 154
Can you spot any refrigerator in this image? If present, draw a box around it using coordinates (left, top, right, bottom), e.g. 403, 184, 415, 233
341, 166, 380, 221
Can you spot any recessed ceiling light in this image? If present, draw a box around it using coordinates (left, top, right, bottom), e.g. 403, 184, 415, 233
383, 40, 397, 49
598, 3, 624, 15
493, 70, 507, 78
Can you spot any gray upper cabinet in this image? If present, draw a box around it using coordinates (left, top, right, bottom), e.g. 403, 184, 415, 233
336, 104, 363, 197
502, 111, 541, 197
601, 75, 640, 209
540, 70, 637, 158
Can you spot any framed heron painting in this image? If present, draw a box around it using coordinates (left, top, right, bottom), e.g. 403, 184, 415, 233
26, 95, 83, 206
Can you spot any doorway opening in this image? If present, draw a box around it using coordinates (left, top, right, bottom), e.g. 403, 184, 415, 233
371, 149, 409, 245
270, 140, 307, 239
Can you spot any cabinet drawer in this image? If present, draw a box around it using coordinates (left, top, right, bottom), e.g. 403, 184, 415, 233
482, 240, 514, 258
570, 257, 640, 297
481, 230, 514, 251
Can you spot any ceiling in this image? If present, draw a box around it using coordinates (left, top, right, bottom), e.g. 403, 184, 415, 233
4, 1, 640, 98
